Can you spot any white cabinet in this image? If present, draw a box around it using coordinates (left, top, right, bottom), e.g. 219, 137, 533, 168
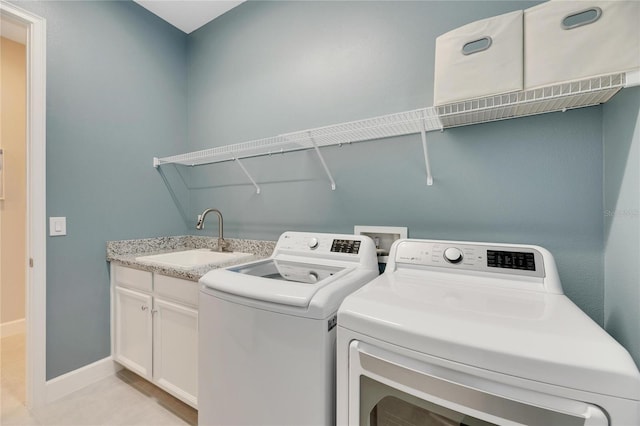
114, 286, 153, 379
111, 264, 199, 408
153, 297, 198, 406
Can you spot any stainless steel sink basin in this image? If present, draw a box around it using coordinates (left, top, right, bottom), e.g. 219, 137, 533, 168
135, 249, 253, 269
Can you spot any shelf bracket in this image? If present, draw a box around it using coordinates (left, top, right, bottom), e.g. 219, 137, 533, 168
421, 114, 434, 186
235, 158, 261, 194
308, 132, 336, 191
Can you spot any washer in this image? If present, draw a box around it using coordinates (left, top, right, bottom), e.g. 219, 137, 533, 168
337, 239, 640, 426
199, 231, 379, 426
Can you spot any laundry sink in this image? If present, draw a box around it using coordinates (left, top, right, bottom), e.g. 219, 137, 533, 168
135, 249, 253, 269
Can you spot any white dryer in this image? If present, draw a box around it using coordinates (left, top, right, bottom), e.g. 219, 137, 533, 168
199, 231, 379, 426
337, 239, 640, 426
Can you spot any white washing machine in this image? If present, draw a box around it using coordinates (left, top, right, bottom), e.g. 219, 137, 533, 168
199, 231, 379, 426
337, 239, 640, 426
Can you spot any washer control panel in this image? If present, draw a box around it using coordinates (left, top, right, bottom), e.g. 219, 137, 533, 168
394, 241, 545, 278
275, 232, 370, 259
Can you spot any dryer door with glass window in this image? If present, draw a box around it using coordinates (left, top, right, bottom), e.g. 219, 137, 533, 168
348, 341, 609, 426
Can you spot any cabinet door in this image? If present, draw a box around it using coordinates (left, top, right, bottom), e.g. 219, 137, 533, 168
114, 286, 153, 380
153, 297, 198, 408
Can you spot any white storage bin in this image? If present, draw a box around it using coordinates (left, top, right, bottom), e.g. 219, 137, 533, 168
434, 10, 523, 106
524, 0, 640, 89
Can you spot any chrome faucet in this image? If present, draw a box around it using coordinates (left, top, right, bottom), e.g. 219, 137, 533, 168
196, 208, 231, 252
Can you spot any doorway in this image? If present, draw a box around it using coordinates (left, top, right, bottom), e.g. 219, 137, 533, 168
1, 18, 28, 412
0, 0, 47, 411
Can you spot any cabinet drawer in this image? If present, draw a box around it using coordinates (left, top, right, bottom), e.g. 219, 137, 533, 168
114, 265, 152, 293
154, 274, 198, 308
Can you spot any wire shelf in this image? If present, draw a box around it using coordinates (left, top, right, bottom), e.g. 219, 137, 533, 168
436, 73, 625, 128
154, 107, 442, 167
153, 71, 633, 190
157, 73, 627, 168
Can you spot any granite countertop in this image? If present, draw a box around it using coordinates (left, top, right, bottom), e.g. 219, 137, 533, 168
107, 235, 276, 281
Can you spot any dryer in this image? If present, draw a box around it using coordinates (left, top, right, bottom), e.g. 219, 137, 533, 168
199, 231, 379, 426
337, 239, 640, 426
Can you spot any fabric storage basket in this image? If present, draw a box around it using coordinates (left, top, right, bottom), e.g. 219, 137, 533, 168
434, 10, 523, 106
524, 0, 640, 89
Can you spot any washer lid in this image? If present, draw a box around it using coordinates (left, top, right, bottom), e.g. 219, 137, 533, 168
200, 259, 351, 308
338, 271, 640, 400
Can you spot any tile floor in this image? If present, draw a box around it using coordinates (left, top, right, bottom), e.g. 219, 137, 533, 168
1, 333, 197, 425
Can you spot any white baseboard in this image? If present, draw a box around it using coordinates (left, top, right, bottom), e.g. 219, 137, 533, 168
1, 318, 26, 338
45, 356, 122, 404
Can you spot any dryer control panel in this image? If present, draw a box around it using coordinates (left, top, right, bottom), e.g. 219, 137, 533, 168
394, 240, 545, 278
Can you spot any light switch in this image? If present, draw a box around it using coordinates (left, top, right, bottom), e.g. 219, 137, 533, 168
49, 217, 66, 236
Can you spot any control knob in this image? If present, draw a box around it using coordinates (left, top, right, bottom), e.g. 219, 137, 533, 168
308, 237, 319, 249
444, 247, 463, 264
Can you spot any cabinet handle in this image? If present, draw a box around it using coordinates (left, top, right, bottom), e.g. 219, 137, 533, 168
151, 309, 158, 315
141, 306, 148, 311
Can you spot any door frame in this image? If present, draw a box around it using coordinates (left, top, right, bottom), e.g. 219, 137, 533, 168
0, 0, 47, 409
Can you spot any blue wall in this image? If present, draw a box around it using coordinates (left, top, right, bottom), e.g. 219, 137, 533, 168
13, 0, 190, 379
604, 86, 640, 366
185, 1, 605, 323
